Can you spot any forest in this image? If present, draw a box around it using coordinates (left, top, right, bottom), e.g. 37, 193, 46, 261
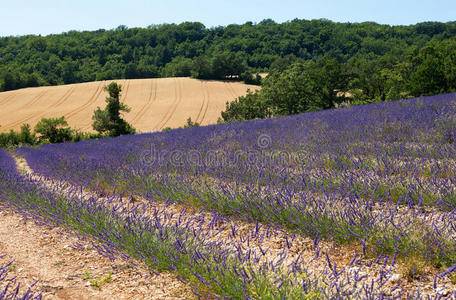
0, 19, 455, 101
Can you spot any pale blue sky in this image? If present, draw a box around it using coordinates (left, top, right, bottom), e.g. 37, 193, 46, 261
1, 0, 456, 37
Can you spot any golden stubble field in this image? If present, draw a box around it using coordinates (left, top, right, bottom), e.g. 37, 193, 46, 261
0, 77, 259, 133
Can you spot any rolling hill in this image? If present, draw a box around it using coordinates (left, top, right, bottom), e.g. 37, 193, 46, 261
0, 77, 258, 133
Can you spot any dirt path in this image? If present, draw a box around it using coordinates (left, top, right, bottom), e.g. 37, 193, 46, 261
0, 209, 194, 300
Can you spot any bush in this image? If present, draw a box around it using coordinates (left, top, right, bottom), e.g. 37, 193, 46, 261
240, 72, 262, 85
183, 117, 200, 128
34, 117, 73, 144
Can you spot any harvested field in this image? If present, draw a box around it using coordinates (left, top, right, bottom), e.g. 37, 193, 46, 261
0, 78, 259, 133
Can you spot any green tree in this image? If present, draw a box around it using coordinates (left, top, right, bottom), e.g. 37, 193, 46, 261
34, 117, 72, 144
2, 73, 17, 91
261, 59, 348, 116
61, 61, 77, 84
124, 63, 138, 79
348, 57, 386, 102
262, 63, 318, 115
19, 124, 36, 145
408, 40, 456, 96
240, 71, 262, 85
191, 56, 213, 79
269, 54, 303, 72
211, 51, 247, 79
409, 51, 446, 96
311, 57, 350, 109
162, 56, 194, 77
220, 90, 270, 122
92, 82, 136, 136
0, 130, 19, 148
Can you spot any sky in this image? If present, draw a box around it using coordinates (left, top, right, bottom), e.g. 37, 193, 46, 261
1, 0, 456, 37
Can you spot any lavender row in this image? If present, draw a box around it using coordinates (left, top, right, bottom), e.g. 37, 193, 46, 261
18, 94, 456, 208
0, 149, 442, 299
17, 94, 456, 250
3, 149, 418, 298
14, 94, 456, 296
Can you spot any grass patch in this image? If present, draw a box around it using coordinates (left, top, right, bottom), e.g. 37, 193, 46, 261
89, 272, 112, 288
399, 256, 428, 282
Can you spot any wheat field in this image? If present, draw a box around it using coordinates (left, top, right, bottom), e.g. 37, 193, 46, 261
0, 77, 259, 133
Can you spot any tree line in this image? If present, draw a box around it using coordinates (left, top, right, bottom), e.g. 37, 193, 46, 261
221, 37, 456, 122
1, 19, 456, 93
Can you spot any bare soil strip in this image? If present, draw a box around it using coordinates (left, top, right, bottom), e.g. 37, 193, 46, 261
0, 209, 195, 300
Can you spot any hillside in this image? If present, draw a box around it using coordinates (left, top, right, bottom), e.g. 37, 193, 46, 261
10, 93, 456, 297
1, 20, 456, 94
0, 77, 258, 133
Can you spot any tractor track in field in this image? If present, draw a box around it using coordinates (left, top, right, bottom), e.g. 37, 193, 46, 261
16, 89, 47, 111
195, 81, 209, 125
130, 80, 157, 125
13, 155, 451, 298
1, 89, 59, 131
1, 87, 77, 131
48, 86, 76, 109
160, 78, 183, 129
199, 81, 210, 124
0, 92, 29, 129
120, 80, 130, 103
65, 81, 105, 121
154, 78, 182, 130
0, 92, 17, 106
194, 81, 204, 124
224, 81, 239, 101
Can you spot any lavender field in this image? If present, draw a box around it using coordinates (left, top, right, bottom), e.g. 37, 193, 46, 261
3, 93, 456, 298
